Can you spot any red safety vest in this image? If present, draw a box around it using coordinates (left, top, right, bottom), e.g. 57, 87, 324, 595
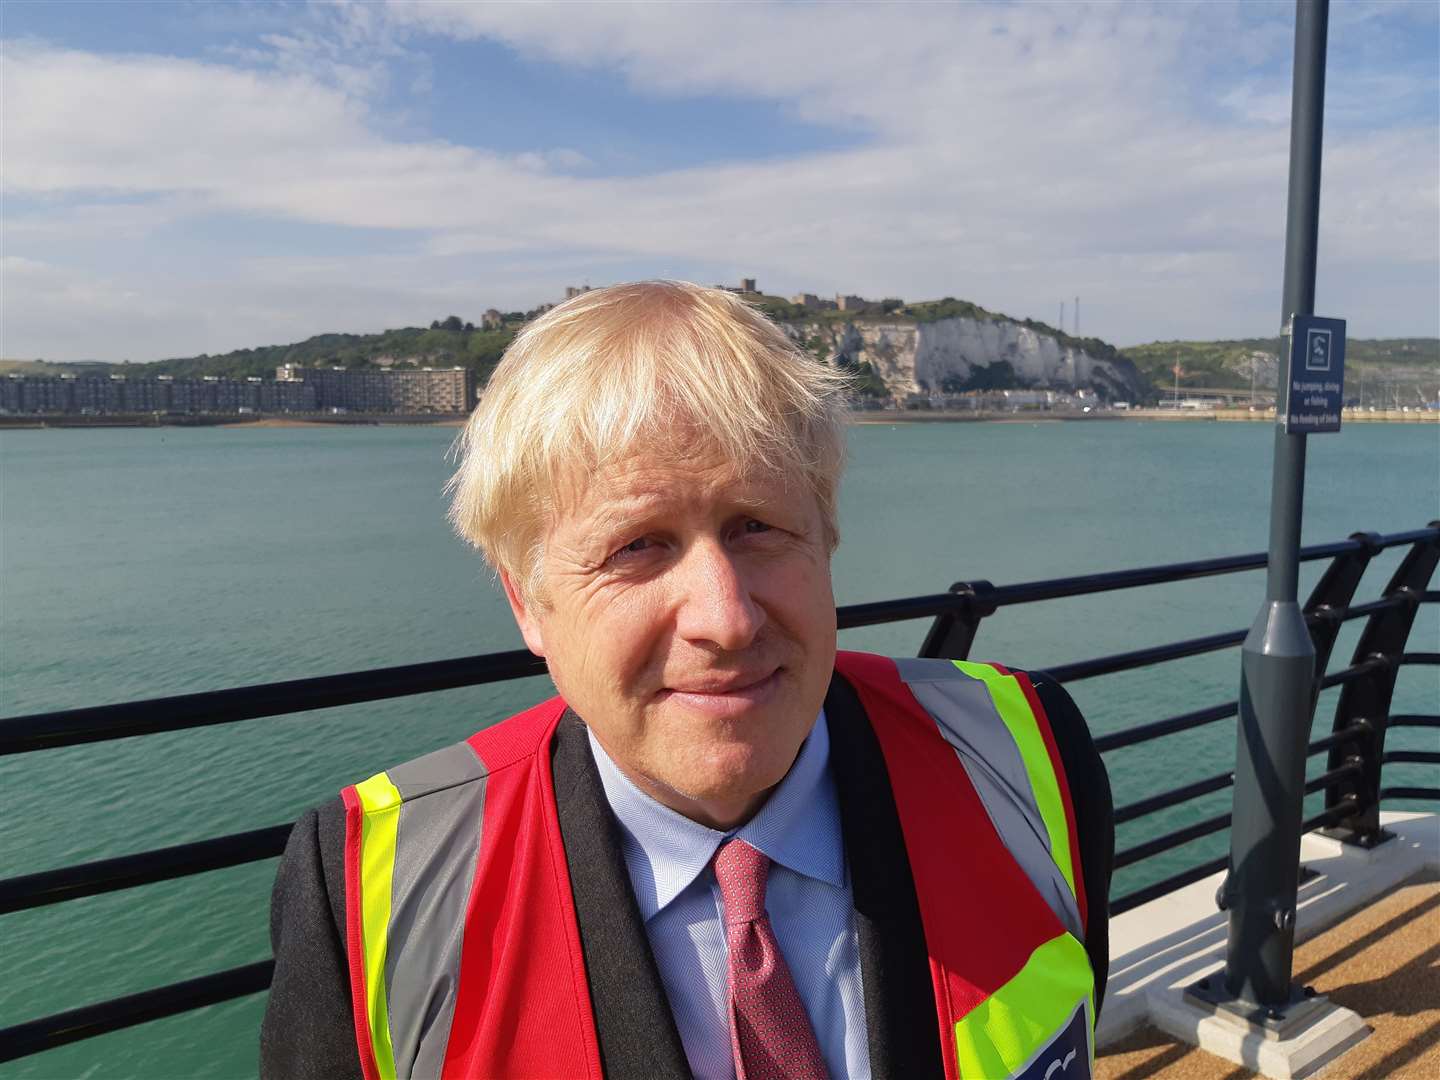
340, 652, 1094, 1080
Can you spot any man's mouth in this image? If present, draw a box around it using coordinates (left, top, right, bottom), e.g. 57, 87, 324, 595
657, 669, 782, 716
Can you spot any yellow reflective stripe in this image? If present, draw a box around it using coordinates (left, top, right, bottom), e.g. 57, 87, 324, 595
953, 933, 1093, 1079
951, 660, 1077, 902
355, 772, 402, 1080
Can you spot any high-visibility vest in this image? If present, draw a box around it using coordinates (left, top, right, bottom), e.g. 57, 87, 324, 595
340, 652, 1094, 1080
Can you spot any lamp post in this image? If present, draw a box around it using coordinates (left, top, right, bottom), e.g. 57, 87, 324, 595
1181, 10, 1365, 1070
1222, 0, 1330, 1012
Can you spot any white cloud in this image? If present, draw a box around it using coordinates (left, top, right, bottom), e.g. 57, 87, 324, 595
513, 148, 591, 173
1, 0, 1436, 361
1, 255, 61, 278
2, 197, 205, 242
3, 43, 370, 195
0, 249, 630, 362
1, 257, 162, 361
1219, 85, 1293, 126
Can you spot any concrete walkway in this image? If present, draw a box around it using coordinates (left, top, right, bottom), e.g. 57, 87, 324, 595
1097, 873, 1439, 1079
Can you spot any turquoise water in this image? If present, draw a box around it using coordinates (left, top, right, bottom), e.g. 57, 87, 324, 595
1, 420, 1436, 1079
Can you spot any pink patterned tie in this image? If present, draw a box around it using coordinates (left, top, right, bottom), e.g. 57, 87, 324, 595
713, 839, 829, 1080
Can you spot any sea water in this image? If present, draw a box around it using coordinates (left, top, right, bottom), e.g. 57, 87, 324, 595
1, 420, 1435, 1078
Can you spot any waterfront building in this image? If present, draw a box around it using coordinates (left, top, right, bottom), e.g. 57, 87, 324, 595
74, 376, 120, 413
1, 372, 322, 416
259, 378, 315, 413
25, 374, 78, 412
276, 365, 371, 411
0, 375, 22, 414
168, 378, 197, 413
275, 364, 471, 413
120, 377, 167, 412
1, 374, 66, 413
385, 367, 471, 413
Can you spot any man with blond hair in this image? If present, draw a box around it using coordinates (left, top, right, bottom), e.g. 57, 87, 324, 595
261, 281, 1112, 1080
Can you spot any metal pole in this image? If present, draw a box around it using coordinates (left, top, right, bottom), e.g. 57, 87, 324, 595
1223, 0, 1328, 1007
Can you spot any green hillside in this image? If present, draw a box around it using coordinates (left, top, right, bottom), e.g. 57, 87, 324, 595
12, 304, 1434, 407
25, 297, 1135, 387
1121, 337, 1437, 391
0, 359, 116, 376
5, 319, 522, 384
130, 320, 518, 384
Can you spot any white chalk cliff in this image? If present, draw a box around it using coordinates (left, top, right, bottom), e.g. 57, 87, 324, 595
786, 316, 1144, 399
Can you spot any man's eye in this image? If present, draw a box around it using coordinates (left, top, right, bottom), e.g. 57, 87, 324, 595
610, 537, 652, 561
743, 519, 774, 535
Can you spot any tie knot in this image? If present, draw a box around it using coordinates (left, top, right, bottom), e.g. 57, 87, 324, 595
713, 838, 770, 924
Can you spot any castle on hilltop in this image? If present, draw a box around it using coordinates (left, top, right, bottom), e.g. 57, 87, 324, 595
557, 278, 886, 314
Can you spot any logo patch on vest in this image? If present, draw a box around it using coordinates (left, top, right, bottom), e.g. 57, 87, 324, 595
1012, 1003, 1090, 1080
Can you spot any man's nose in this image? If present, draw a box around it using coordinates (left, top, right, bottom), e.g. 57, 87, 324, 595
673, 541, 765, 650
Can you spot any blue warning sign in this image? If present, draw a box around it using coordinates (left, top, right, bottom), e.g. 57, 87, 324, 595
1283, 315, 1346, 434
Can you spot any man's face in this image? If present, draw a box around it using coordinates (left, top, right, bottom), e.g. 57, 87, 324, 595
503, 446, 837, 829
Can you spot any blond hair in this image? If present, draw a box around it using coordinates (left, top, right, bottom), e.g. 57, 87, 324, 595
447, 280, 851, 599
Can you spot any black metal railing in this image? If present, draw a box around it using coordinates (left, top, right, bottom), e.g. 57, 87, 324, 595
2, 523, 1436, 1062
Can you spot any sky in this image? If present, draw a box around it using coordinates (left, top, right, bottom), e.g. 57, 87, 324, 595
3, 1, 1437, 363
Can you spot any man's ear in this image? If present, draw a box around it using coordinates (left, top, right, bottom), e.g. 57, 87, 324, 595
500, 569, 547, 658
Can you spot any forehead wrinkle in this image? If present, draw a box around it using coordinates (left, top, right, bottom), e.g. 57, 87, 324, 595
549, 443, 794, 538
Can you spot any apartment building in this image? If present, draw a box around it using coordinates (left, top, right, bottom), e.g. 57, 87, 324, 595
1, 373, 319, 415
275, 364, 472, 413
386, 368, 471, 413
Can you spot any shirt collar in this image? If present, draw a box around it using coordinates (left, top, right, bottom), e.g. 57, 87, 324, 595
588, 710, 846, 922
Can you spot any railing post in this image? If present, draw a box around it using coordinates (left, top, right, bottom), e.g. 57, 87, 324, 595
1321, 525, 1440, 845
1218, 0, 1328, 1013
918, 580, 996, 659
1302, 533, 1381, 689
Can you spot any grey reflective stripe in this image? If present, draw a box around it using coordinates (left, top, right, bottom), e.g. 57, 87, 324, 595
890, 657, 1084, 943
383, 741, 489, 1080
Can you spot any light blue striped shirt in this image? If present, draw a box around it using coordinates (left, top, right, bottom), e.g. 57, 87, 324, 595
588, 712, 871, 1079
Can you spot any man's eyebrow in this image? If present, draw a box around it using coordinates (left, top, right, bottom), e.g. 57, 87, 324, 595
583, 489, 775, 537
584, 498, 662, 539
730, 491, 774, 511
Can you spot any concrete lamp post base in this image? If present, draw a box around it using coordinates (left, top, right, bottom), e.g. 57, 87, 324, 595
1151, 979, 1369, 1079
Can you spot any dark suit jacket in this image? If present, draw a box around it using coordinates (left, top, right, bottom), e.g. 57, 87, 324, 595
260, 670, 1112, 1079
